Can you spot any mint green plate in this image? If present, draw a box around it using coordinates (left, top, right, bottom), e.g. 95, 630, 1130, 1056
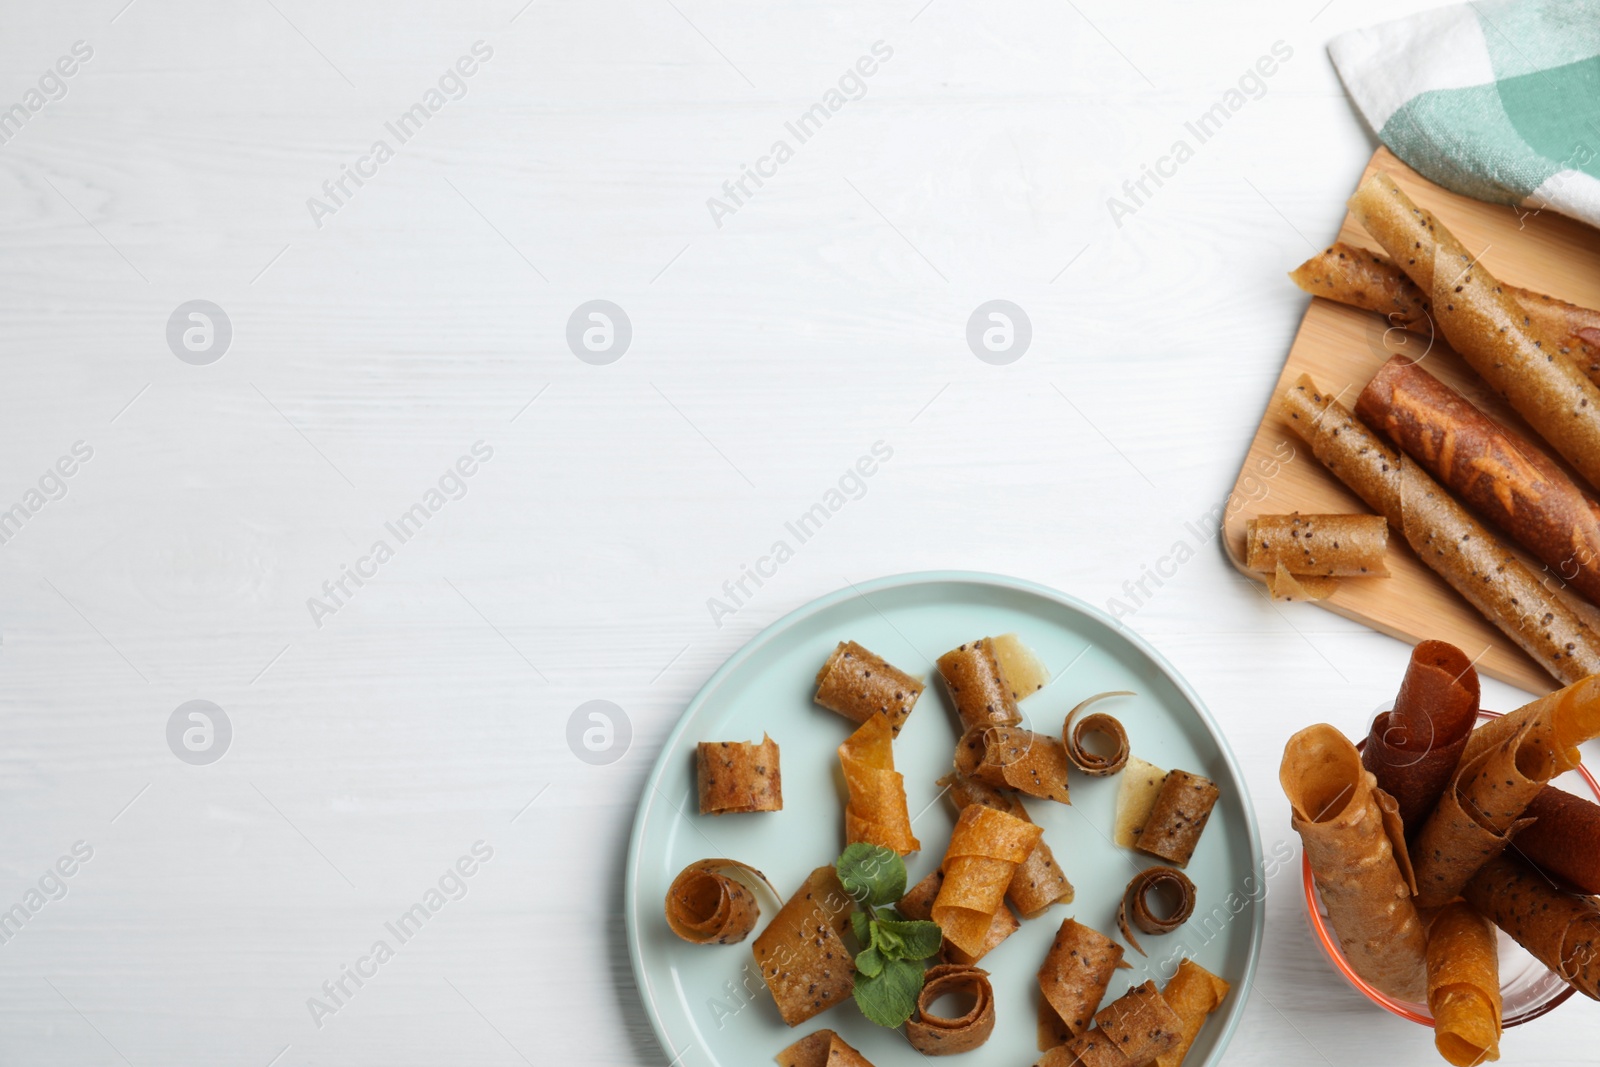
625, 572, 1263, 1066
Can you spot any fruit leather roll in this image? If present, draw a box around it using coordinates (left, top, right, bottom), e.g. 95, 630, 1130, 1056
776, 1029, 874, 1067
937, 639, 1023, 732
1361, 639, 1480, 833
1036, 918, 1125, 1050
1290, 241, 1600, 385
1517, 786, 1600, 894
905, 963, 995, 1055
1244, 513, 1389, 577
1134, 770, 1219, 867
898, 866, 1018, 965
1156, 959, 1230, 1067
1464, 673, 1600, 773
1412, 717, 1557, 909
752, 865, 856, 1026
1280, 724, 1428, 1000
1035, 980, 1183, 1067
1348, 173, 1600, 492
697, 735, 783, 814
1464, 852, 1600, 1001
1281, 375, 1600, 684
955, 723, 1072, 804
664, 859, 771, 945
839, 713, 919, 855
941, 773, 1074, 916
1425, 901, 1502, 1067
930, 804, 1042, 959
1358, 355, 1600, 604
814, 640, 924, 737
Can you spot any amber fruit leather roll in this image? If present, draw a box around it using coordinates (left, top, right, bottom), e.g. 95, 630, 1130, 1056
930, 804, 1042, 959
1244, 513, 1389, 577
1412, 717, 1556, 908
1036, 980, 1182, 1067
838, 713, 919, 855
1426, 902, 1502, 1067
1517, 786, 1600, 894
1280, 375, 1600, 684
814, 640, 924, 736
1358, 355, 1600, 605
751, 866, 855, 1026
776, 1029, 873, 1067
936, 639, 1023, 732
1361, 639, 1479, 832
905, 964, 995, 1055
941, 773, 1074, 916
1348, 173, 1600, 492
1463, 673, 1600, 772
1465, 852, 1600, 1000
1135, 770, 1219, 867
897, 866, 1018, 964
696, 735, 782, 814
1290, 242, 1600, 384
1036, 918, 1124, 1050
663, 859, 770, 944
955, 723, 1072, 804
1156, 959, 1230, 1067
1281, 724, 1428, 1000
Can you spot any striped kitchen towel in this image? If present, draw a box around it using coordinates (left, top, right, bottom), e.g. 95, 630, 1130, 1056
1329, 0, 1600, 228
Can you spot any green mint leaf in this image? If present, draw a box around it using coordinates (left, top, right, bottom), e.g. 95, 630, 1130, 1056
874, 918, 943, 961
850, 910, 872, 947
835, 843, 907, 909
854, 943, 885, 979
870, 921, 907, 960
852, 956, 925, 1028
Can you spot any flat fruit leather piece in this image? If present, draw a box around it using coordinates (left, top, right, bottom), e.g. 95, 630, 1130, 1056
1361, 639, 1479, 833
1465, 852, 1600, 1001
664, 858, 767, 944
1518, 786, 1600, 893
1349, 172, 1600, 493
905, 963, 995, 1055
1035, 980, 1182, 1067
1265, 563, 1340, 601
1115, 756, 1167, 849
774, 1028, 874, 1067
814, 640, 924, 737
1245, 512, 1389, 577
697, 735, 783, 814
990, 632, 1051, 700
1425, 901, 1502, 1067
1464, 673, 1600, 774
1280, 375, 1600, 684
751, 866, 855, 1027
897, 866, 1018, 964
1280, 724, 1428, 1000
941, 773, 1074, 917
1289, 241, 1600, 386
1036, 918, 1124, 1050
1155, 958, 1230, 1067
1413, 718, 1554, 908
1135, 770, 1219, 867
937, 639, 1023, 732
838, 713, 918, 855
956, 724, 1072, 804
930, 805, 1041, 959
1358, 355, 1600, 606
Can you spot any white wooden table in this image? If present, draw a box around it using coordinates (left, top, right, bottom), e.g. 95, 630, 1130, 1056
1, 0, 1592, 1063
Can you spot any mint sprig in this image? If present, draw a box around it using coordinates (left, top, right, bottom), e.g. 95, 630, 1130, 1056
834, 844, 943, 1028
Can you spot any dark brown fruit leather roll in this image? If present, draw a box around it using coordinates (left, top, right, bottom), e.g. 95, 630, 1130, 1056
1357, 355, 1600, 606
1517, 786, 1600, 894
1361, 639, 1479, 833
1464, 852, 1600, 1001
1280, 374, 1600, 684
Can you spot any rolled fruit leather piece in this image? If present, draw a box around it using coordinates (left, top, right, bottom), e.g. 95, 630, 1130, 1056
1357, 354, 1600, 606
1348, 173, 1600, 492
1361, 639, 1479, 833
937, 638, 1023, 732
1464, 852, 1600, 1001
751, 866, 855, 1027
1517, 786, 1600, 894
1280, 374, 1600, 685
1289, 241, 1600, 386
814, 640, 924, 736
1244, 512, 1390, 577
697, 735, 782, 814
940, 772, 1074, 916
1280, 724, 1428, 1000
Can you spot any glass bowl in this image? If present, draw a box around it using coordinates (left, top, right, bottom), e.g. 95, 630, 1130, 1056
1302, 709, 1600, 1026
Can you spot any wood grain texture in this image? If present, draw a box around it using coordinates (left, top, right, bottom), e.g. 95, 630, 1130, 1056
1224, 147, 1600, 695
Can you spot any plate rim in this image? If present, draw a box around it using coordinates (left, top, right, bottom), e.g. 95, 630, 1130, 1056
623, 569, 1266, 1066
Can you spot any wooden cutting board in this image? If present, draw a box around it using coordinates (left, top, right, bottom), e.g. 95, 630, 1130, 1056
1223, 147, 1600, 694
